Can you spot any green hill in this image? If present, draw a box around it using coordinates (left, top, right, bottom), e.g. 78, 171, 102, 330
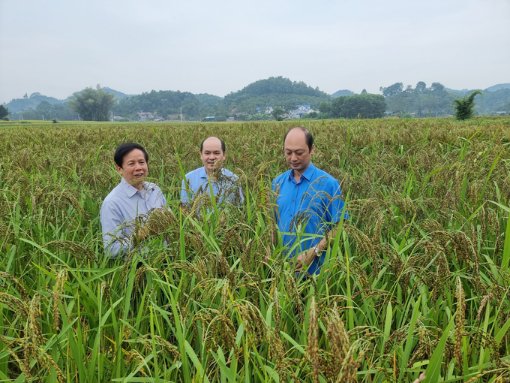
224, 77, 331, 115
7, 93, 63, 114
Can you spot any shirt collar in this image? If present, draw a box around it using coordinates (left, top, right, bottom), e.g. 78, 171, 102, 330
199, 166, 208, 179
289, 162, 316, 182
120, 177, 146, 198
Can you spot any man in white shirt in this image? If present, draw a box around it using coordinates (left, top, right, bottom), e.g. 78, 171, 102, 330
100, 143, 166, 258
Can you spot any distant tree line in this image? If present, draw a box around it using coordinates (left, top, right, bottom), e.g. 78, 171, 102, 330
0, 105, 8, 120
319, 92, 386, 119
18, 101, 78, 120
112, 90, 225, 121
381, 81, 455, 117
113, 77, 330, 120
4, 77, 510, 121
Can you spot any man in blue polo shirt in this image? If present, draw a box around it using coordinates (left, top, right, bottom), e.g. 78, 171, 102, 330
272, 127, 347, 274
181, 136, 244, 208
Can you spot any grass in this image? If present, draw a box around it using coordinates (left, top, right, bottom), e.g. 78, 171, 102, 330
0, 117, 509, 382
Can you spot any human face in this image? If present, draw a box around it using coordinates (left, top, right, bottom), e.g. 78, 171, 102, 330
200, 137, 226, 173
115, 149, 148, 190
284, 129, 313, 175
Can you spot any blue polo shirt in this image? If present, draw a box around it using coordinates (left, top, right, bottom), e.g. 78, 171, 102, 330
181, 166, 244, 206
272, 163, 346, 274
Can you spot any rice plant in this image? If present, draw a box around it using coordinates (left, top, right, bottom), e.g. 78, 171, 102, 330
0, 117, 509, 382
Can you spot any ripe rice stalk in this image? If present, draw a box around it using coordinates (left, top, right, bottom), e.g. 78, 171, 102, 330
189, 277, 232, 309
35, 346, 66, 383
326, 307, 349, 377
330, 331, 369, 383
307, 296, 319, 383
267, 328, 290, 379
0, 292, 29, 319
143, 207, 178, 237
0, 335, 33, 379
233, 300, 267, 346
454, 276, 466, 372
1, 119, 509, 381
196, 309, 237, 352
344, 224, 380, 275
124, 349, 149, 376
52, 268, 68, 331
0, 271, 29, 300
284, 270, 304, 322
272, 286, 281, 334
135, 334, 180, 359
24, 294, 43, 370
409, 325, 435, 366
46, 240, 96, 262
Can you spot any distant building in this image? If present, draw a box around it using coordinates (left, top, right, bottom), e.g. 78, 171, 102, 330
286, 104, 316, 119
137, 111, 156, 121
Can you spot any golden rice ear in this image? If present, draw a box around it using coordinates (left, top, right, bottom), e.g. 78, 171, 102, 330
455, 276, 466, 373
325, 307, 350, 379
0, 271, 29, 300
0, 292, 29, 318
307, 296, 319, 383
52, 268, 68, 331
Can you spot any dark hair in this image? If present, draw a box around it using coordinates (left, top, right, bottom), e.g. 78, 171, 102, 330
114, 143, 148, 167
283, 127, 314, 151
200, 136, 226, 153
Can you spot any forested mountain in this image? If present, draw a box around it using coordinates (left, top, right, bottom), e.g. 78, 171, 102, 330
101, 87, 129, 101
332, 89, 354, 97
114, 77, 331, 120
485, 83, 510, 92
224, 77, 331, 116
475, 88, 510, 114
7, 93, 63, 114
5, 88, 125, 120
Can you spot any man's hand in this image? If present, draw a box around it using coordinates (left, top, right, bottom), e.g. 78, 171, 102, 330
295, 247, 317, 272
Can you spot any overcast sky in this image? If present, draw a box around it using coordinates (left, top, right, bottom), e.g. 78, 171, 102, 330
1, 0, 509, 103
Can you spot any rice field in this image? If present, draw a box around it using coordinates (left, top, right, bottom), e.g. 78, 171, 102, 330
0, 117, 509, 382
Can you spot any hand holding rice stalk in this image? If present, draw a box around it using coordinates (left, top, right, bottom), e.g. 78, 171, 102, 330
295, 224, 340, 272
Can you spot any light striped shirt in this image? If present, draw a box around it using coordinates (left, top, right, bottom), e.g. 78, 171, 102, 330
100, 178, 166, 258
181, 166, 244, 206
